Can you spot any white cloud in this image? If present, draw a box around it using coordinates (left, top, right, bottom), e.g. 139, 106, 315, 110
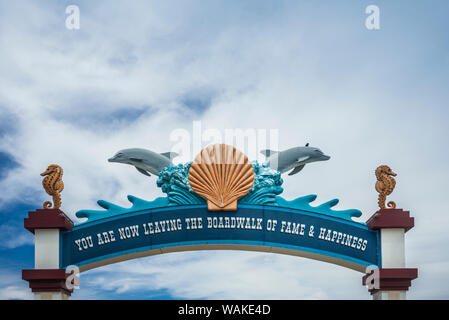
0, 224, 33, 249
0, 269, 33, 300
0, 285, 33, 300
79, 251, 368, 300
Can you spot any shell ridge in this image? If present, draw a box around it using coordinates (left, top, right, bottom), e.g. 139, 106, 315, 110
227, 162, 245, 190
188, 144, 255, 210
223, 164, 253, 204
189, 165, 220, 199
206, 146, 222, 198
226, 176, 254, 202
226, 164, 253, 195
194, 158, 221, 196
189, 167, 214, 191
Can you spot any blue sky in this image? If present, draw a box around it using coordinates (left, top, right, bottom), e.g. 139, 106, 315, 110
0, 0, 448, 299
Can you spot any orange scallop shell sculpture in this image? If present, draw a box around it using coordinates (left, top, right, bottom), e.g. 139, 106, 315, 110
188, 144, 255, 211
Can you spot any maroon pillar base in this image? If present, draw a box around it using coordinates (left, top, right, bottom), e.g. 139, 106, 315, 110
22, 269, 74, 296
362, 268, 418, 295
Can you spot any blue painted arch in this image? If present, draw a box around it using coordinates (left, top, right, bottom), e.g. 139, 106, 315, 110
61, 205, 380, 273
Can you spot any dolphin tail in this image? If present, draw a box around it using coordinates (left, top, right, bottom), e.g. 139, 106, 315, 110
260, 149, 278, 158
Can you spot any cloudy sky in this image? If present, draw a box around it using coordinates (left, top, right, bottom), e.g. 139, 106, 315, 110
0, 0, 448, 299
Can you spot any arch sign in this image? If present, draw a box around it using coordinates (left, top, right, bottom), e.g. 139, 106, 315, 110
22, 144, 417, 300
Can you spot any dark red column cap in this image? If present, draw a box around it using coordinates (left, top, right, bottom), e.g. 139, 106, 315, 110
366, 208, 414, 232
22, 269, 74, 296
24, 209, 74, 234
362, 268, 418, 294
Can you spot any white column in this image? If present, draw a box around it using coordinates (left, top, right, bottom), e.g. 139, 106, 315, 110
34, 229, 69, 300
34, 292, 69, 300
373, 291, 406, 300
35, 229, 60, 269
380, 228, 405, 268
374, 228, 407, 300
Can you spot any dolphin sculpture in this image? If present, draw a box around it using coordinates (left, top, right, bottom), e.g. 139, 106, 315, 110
261, 144, 330, 176
108, 148, 178, 177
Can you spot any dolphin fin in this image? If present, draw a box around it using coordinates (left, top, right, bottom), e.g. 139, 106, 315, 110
288, 164, 305, 176
135, 167, 151, 177
260, 149, 278, 157
160, 152, 179, 160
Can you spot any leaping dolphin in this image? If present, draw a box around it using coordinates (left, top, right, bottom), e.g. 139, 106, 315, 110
108, 148, 178, 177
261, 144, 330, 176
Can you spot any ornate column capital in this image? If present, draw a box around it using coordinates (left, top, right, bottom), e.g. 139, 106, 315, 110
366, 208, 414, 233
24, 209, 74, 234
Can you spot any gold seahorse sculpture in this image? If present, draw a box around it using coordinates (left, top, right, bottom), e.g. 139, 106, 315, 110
375, 165, 397, 209
41, 164, 64, 209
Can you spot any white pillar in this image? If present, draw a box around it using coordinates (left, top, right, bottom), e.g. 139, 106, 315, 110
380, 228, 405, 268
374, 228, 407, 300
33, 228, 70, 300
34, 292, 70, 300
23, 209, 74, 300
364, 208, 417, 300
35, 229, 60, 269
